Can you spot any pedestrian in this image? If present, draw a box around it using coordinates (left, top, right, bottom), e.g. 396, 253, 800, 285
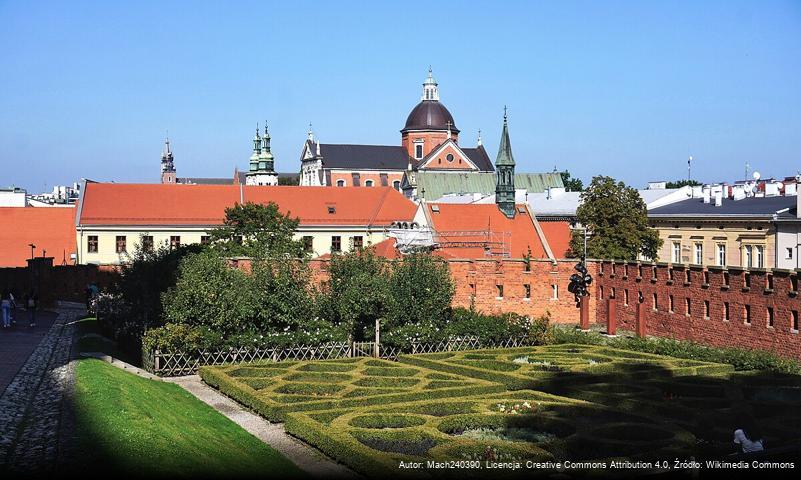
1, 291, 11, 328
26, 290, 38, 327
9, 290, 16, 325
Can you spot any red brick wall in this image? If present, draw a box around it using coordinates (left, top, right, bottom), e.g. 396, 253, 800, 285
241, 257, 594, 324
595, 260, 801, 359
0, 258, 118, 306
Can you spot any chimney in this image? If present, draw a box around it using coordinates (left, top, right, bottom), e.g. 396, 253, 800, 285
714, 189, 723, 207
702, 186, 711, 204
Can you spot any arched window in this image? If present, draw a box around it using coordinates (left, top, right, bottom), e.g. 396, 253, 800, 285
365, 180, 374, 187
336, 179, 345, 187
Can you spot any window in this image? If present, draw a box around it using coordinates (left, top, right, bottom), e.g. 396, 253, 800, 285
352, 236, 363, 250
672, 242, 681, 263
792, 276, 799, 293
170, 236, 181, 249
755, 246, 764, 268
364, 180, 374, 187
766, 274, 774, 291
744, 273, 751, 289
685, 269, 692, 284
787, 247, 794, 260
393, 180, 401, 191
624, 289, 629, 306
600, 286, 604, 299
610, 287, 616, 299
351, 173, 360, 187
694, 243, 703, 265
652, 293, 658, 311
723, 271, 730, 287
302, 236, 313, 253
415, 144, 423, 159
336, 179, 345, 187
88, 236, 98, 253
200, 235, 210, 245
446, 153, 454, 163
685, 298, 691, 316
525, 284, 532, 299
703, 271, 710, 285
744, 305, 751, 324
767, 307, 774, 327
496, 285, 504, 298
717, 244, 726, 266
550, 284, 557, 299
669, 295, 674, 313
704, 300, 710, 319
115, 236, 127, 254
724, 302, 730, 321
743, 245, 752, 268
793, 311, 799, 332
331, 236, 341, 253
379, 173, 388, 187
142, 235, 154, 251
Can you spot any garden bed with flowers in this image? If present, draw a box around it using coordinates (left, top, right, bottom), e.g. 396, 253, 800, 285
195, 344, 801, 478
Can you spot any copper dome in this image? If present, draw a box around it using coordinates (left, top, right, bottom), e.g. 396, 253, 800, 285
402, 100, 459, 133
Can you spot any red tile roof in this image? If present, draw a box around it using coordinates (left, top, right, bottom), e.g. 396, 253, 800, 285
0, 207, 77, 267
426, 203, 550, 260
78, 183, 416, 227
538, 220, 573, 259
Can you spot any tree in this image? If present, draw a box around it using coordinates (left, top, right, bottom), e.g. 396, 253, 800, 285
207, 202, 305, 258
319, 248, 390, 342
560, 170, 584, 192
569, 176, 662, 261
385, 252, 454, 332
665, 179, 702, 189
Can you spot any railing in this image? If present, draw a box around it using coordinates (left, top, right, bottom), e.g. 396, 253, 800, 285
145, 336, 535, 377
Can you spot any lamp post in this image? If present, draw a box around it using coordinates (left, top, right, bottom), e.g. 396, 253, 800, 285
28, 243, 36, 260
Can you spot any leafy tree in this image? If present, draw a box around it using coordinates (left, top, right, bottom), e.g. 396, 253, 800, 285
207, 202, 305, 258
665, 179, 702, 189
385, 252, 454, 333
162, 249, 259, 337
250, 260, 317, 334
278, 175, 299, 186
569, 175, 662, 261
559, 170, 584, 191
320, 248, 390, 341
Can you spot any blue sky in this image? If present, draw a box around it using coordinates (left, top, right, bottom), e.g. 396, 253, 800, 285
1, 0, 799, 192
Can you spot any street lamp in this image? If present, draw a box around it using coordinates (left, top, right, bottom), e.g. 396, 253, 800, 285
28, 243, 36, 260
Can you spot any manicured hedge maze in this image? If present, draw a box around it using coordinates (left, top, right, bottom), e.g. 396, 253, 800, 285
200, 345, 800, 478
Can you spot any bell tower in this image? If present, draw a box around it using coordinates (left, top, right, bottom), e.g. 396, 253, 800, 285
245, 123, 278, 186
160, 136, 176, 184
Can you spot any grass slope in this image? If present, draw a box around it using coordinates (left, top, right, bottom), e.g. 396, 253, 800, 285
74, 359, 304, 478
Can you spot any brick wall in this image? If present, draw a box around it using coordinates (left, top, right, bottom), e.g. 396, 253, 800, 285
595, 260, 801, 359
0, 258, 119, 306
229, 257, 595, 324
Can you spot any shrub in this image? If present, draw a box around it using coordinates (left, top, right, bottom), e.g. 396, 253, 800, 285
142, 323, 221, 352
549, 326, 800, 375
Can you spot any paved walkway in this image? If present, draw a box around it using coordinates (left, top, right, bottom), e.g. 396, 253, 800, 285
0, 309, 59, 395
0, 307, 81, 472
166, 375, 361, 479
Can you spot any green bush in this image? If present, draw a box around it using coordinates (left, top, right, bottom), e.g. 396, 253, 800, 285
349, 414, 426, 429
142, 323, 221, 352
549, 326, 800, 374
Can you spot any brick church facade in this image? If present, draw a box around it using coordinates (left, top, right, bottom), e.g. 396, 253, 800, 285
299, 69, 494, 189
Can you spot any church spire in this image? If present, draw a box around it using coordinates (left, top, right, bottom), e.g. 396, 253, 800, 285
160, 134, 176, 184
495, 106, 516, 218
421, 66, 439, 101
253, 123, 261, 154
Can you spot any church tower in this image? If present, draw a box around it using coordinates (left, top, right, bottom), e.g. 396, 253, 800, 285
495, 108, 516, 218
245, 123, 278, 186
160, 136, 176, 184
401, 68, 460, 161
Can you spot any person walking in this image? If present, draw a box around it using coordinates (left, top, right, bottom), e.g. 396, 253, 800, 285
9, 290, 17, 326
1, 291, 12, 328
26, 290, 38, 327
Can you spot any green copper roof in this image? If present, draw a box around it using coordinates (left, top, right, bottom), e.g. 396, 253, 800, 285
495, 112, 515, 166
415, 171, 563, 201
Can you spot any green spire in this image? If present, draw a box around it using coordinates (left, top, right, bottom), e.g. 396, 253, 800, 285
495, 106, 516, 218
495, 106, 515, 167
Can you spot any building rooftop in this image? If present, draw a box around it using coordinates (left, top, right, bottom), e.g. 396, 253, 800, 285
414, 172, 563, 201
649, 194, 797, 218
77, 183, 417, 227
0, 207, 77, 267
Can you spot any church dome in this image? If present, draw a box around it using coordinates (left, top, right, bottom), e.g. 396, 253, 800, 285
402, 100, 459, 133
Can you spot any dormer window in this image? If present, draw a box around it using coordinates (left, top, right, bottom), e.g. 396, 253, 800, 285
327, 206, 336, 214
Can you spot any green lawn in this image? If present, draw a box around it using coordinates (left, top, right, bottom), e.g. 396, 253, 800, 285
74, 358, 304, 478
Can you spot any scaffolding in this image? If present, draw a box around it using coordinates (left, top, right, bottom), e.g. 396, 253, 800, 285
387, 227, 511, 258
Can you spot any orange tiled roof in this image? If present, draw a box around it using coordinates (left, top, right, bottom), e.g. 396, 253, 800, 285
538, 220, 573, 259
78, 183, 416, 227
426, 203, 550, 260
0, 207, 77, 267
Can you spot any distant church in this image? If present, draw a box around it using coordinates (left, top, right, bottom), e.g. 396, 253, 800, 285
299, 69, 495, 189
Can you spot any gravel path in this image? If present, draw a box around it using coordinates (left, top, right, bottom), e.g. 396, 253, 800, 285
165, 375, 361, 479
0, 307, 82, 472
